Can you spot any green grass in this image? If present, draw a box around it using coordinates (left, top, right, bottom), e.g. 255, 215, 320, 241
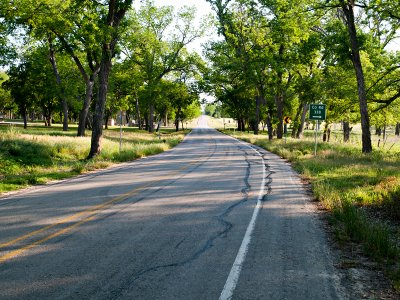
0, 124, 185, 193
223, 128, 400, 287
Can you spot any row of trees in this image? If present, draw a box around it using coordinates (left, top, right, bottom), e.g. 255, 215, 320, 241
203, 0, 400, 152
1, 0, 399, 156
0, 0, 203, 158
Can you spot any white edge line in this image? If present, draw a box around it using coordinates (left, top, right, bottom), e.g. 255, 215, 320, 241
219, 139, 267, 300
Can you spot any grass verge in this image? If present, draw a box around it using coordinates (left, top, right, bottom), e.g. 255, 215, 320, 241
223, 129, 400, 289
0, 125, 185, 194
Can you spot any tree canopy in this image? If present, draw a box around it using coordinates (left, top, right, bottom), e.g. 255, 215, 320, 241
0, 0, 399, 155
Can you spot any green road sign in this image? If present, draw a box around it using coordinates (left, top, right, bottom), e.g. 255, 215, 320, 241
309, 104, 326, 120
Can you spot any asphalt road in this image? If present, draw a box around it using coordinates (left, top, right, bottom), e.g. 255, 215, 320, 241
0, 116, 344, 299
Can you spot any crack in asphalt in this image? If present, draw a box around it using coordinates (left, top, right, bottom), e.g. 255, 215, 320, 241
108, 141, 271, 299
260, 153, 274, 202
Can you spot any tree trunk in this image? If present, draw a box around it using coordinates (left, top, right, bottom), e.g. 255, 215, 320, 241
292, 102, 303, 138
135, 94, 141, 130
383, 123, 386, 142
144, 115, 149, 131
323, 123, 330, 142
22, 110, 27, 129
266, 113, 273, 140
275, 94, 284, 139
88, 45, 112, 159
48, 36, 68, 131
296, 103, 308, 139
164, 111, 168, 127
395, 122, 400, 136
342, 2, 372, 153
237, 117, 242, 131
86, 113, 93, 130
254, 96, 260, 135
46, 115, 52, 127
104, 112, 110, 129
148, 102, 155, 133
77, 79, 95, 137
175, 107, 181, 132
55, 33, 100, 136
343, 121, 352, 142
275, 44, 285, 139
375, 126, 382, 136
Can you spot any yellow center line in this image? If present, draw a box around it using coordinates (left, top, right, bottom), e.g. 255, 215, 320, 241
0, 155, 202, 264
0, 213, 99, 264
0, 182, 150, 250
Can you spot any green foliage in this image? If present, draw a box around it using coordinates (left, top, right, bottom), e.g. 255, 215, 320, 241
204, 102, 229, 118
205, 103, 217, 116
119, 1, 205, 132
2, 44, 64, 125
0, 71, 14, 114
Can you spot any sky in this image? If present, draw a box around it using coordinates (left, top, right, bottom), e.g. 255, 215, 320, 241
152, 0, 212, 12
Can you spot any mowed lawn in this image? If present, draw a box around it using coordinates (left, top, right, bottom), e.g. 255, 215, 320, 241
0, 123, 185, 193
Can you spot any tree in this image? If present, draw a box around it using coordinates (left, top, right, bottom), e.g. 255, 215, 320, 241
106, 61, 135, 128
48, 34, 69, 130
207, 0, 270, 135
1, 1, 74, 131
0, 72, 15, 118
316, 1, 400, 151
0, 19, 15, 67
338, 1, 372, 152
205, 103, 217, 117
0, 0, 105, 135
207, 0, 315, 138
204, 39, 255, 132
121, 1, 204, 132
48, 3, 103, 136
3, 62, 35, 128
161, 80, 200, 131
88, 0, 133, 159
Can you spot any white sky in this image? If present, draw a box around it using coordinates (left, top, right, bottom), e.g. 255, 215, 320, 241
387, 39, 400, 52
152, 0, 212, 12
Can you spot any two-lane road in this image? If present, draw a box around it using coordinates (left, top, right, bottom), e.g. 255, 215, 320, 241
0, 116, 344, 299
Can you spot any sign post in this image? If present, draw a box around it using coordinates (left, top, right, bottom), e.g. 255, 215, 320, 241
309, 104, 326, 156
